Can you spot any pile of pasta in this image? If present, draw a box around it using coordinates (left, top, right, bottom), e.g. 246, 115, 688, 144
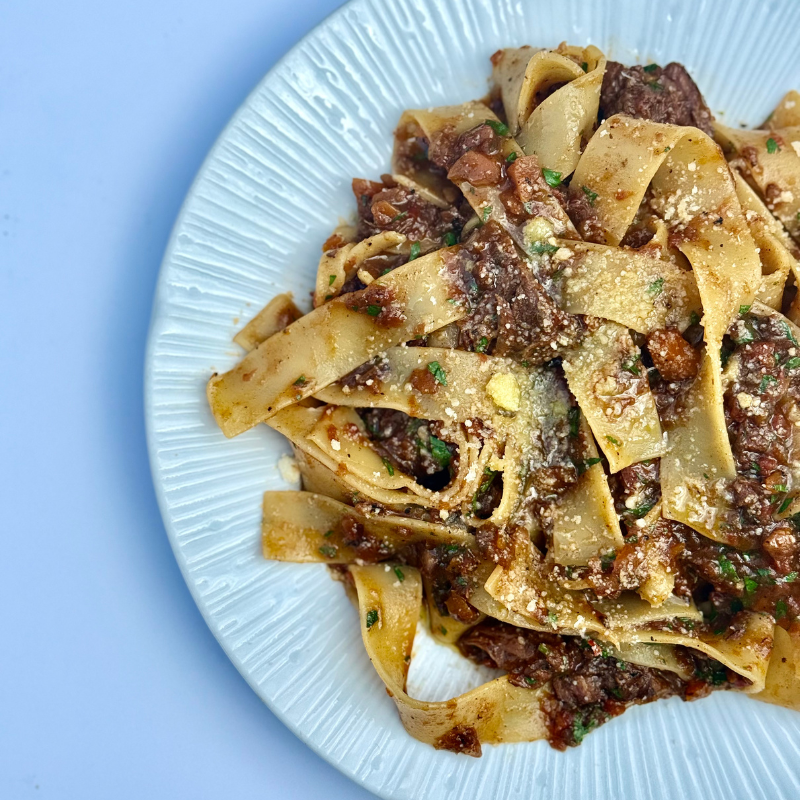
208, 44, 800, 752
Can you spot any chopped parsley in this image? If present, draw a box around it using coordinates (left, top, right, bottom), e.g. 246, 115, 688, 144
293, 375, 307, 386
485, 118, 510, 137
605, 435, 621, 446
581, 185, 599, 206
443, 231, 458, 246
440, 625, 448, 636
393, 566, 405, 582
475, 336, 489, 353
530, 240, 559, 254
568, 406, 580, 438
506, 151, 518, 163
538, 643, 551, 655
627, 502, 655, 519
576, 456, 602, 475
524, 676, 538, 686
643, 63, 659, 73
427, 360, 447, 385
481, 205, 493, 224
785, 572, 798, 583
600, 551, 617, 571
718, 555, 738, 581
543, 168, 562, 187
781, 320, 799, 346
547, 611, 558, 626
647, 277, 665, 296
786, 357, 800, 370
318, 544, 338, 559
323, 529, 334, 538
621, 354, 641, 375
759, 374, 778, 393
767, 137, 780, 154
744, 577, 758, 594
408, 241, 421, 261
428, 435, 452, 469
776, 600, 788, 620
779, 496, 793, 514
690, 310, 701, 326
391, 211, 408, 222
572, 715, 600, 745
381, 457, 395, 477
739, 304, 752, 315
366, 304, 382, 316
328, 274, 336, 286
366, 609, 379, 629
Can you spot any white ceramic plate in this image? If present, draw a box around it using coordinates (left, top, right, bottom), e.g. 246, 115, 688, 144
145, 1, 800, 796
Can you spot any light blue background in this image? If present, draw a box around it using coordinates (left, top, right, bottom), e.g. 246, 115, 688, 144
1, 1, 375, 797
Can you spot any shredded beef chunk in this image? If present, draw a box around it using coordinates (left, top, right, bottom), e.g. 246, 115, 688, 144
459, 620, 730, 750
434, 725, 482, 757
449, 222, 584, 362
614, 459, 661, 522
352, 176, 469, 245
418, 543, 480, 623
358, 408, 456, 491
721, 312, 800, 553
340, 355, 391, 393
559, 184, 606, 244
599, 61, 714, 136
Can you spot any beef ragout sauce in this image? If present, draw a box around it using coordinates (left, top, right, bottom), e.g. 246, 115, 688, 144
320, 59, 800, 752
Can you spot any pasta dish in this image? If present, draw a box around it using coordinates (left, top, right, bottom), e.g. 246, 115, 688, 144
207, 44, 800, 753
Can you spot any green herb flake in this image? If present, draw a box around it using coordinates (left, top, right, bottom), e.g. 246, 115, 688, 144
568, 406, 580, 438
439, 625, 448, 636
428, 435, 452, 469
782, 320, 799, 346
524, 676, 538, 686
328, 274, 336, 286
366, 304, 382, 317
690, 310, 701, 326
393, 566, 405, 583
572, 715, 600, 745
475, 336, 489, 354
767, 137, 781, 154
776, 600, 788, 620
610, 687, 623, 699
581, 62, 589, 72
485, 118, 510, 137
366, 609, 380, 629
779, 496, 793, 514
547, 611, 558, 626
718, 555, 738, 581
391, 211, 408, 222
318, 544, 338, 559
744, 577, 759, 594
605, 435, 621, 446
739, 304, 752, 315
408, 241, 421, 261
443, 231, 458, 246
621, 354, 641, 375
538, 643, 551, 655
785, 572, 798, 583
581, 185, 599, 206
427, 360, 447, 386
628, 502, 655, 519
543, 168, 563, 187
786, 357, 800, 370
647, 277, 665, 297
381, 457, 395, 477
759, 374, 778, 393
323, 530, 334, 538
643, 63, 659, 73
481, 205, 493, 224
530, 240, 559, 254
600, 552, 617, 571
506, 151, 518, 163
293, 375, 307, 386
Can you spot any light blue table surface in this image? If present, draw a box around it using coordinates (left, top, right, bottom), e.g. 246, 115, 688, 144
1, 2, 376, 797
